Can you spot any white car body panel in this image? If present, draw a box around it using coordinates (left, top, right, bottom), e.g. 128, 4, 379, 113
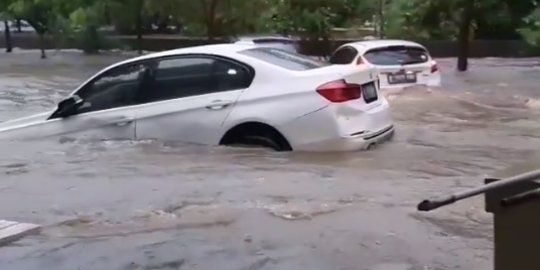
280, 98, 393, 152
0, 44, 394, 152
0, 106, 136, 140
135, 90, 244, 145
333, 39, 442, 89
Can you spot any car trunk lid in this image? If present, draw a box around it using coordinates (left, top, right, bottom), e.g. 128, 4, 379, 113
296, 64, 381, 109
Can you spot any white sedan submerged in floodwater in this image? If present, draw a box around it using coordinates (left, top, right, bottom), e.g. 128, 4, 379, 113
0, 44, 394, 151
330, 39, 441, 89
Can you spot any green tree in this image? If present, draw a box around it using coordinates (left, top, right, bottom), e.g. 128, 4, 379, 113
171, 0, 230, 38
9, 0, 63, 58
476, 0, 538, 39
519, 7, 540, 46
385, 0, 461, 39
106, 0, 179, 53
69, 2, 107, 54
258, 0, 365, 39
384, 0, 519, 71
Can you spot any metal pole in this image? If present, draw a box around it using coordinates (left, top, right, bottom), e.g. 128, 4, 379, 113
417, 169, 540, 211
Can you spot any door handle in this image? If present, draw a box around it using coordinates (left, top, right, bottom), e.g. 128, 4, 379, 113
116, 120, 133, 127
205, 100, 233, 110
113, 117, 134, 127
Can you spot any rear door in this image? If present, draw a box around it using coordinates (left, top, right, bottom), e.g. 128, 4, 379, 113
134, 55, 254, 145
363, 45, 433, 85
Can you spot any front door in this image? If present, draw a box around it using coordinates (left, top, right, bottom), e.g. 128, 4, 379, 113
41, 62, 150, 141
134, 55, 254, 145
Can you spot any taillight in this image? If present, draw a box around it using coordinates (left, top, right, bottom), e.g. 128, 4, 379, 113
316, 79, 361, 103
431, 63, 439, 73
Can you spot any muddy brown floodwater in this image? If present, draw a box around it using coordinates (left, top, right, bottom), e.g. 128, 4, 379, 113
1, 49, 540, 270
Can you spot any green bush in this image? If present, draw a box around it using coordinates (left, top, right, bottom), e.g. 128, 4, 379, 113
519, 8, 540, 46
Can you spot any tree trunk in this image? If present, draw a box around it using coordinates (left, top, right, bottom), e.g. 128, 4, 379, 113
201, 0, 218, 40
4, 20, 13, 53
135, 0, 143, 54
16, 19, 21, 33
457, 0, 474, 71
38, 34, 46, 59
378, 0, 384, 38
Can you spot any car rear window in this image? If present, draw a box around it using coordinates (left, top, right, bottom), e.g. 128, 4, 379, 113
363, 46, 429, 66
239, 47, 327, 71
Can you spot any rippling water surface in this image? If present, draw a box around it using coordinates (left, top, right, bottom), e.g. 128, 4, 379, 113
1, 49, 540, 270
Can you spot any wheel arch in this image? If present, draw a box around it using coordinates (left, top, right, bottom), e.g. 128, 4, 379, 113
219, 121, 292, 151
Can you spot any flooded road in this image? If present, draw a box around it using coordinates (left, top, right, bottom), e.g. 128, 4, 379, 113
1, 49, 540, 270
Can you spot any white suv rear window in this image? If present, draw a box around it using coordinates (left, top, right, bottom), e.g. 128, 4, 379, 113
364, 46, 429, 66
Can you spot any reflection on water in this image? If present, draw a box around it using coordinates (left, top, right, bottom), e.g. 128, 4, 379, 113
1, 50, 540, 270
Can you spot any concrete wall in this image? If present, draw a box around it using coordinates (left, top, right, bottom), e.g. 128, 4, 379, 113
2, 33, 540, 58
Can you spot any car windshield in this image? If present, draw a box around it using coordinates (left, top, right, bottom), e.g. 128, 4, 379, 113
239, 47, 328, 71
363, 45, 429, 66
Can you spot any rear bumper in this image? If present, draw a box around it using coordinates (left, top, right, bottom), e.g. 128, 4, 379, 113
282, 98, 395, 152
379, 72, 441, 89
312, 124, 395, 152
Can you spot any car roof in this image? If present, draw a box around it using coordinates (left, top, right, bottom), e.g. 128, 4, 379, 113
340, 39, 427, 53
116, 43, 256, 66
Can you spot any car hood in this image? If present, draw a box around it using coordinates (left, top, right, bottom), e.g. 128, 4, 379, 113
0, 112, 52, 132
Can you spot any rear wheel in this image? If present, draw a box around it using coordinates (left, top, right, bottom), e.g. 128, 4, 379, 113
220, 122, 292, 152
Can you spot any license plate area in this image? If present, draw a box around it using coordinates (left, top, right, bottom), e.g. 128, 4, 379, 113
362, 82, 378, 103
387, 71, 417, 84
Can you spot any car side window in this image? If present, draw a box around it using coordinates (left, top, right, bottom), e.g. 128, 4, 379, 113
329, 46, 358, 64
74, 63, 147, 114
143, 56, 252, 103
211, 58, 252, 92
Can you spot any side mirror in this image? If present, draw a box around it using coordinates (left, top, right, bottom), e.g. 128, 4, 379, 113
49, 95, 84, 119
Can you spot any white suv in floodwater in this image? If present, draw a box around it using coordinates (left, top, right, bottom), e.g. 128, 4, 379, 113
330, 39, 441, 89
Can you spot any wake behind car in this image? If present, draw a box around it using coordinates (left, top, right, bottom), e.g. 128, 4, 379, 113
330, 39, 441, 89
0, 44, 393, 152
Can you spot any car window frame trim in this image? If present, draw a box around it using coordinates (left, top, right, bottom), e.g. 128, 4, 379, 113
142, 53, 255, 103
48, 53, 255, 119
